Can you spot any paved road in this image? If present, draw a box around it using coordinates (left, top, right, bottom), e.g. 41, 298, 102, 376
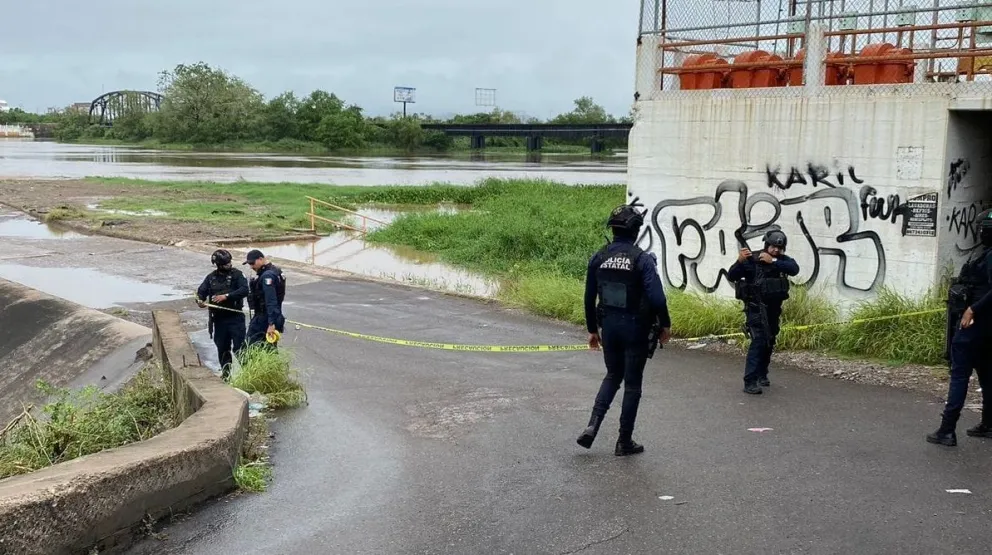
125, 274, 992, 555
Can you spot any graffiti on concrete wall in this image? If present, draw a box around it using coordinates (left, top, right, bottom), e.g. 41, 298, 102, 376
765, 163, 863, 190
634, 161, 937, 296
947, 158, 971, 197
948, 199, 992, 252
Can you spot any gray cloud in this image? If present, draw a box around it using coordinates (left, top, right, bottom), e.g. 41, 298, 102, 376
2, 0, 640, 119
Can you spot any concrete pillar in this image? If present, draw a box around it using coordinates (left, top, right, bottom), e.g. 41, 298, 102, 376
471, 135, 486, 150
591, 137, 605, 154
635, 33, 661, 98
526, 136, 543, 152
803, 23, 826, 95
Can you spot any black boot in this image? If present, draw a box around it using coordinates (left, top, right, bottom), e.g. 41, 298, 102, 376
926, 415, 958, 446
615, 432, 644, 456
758, 377, 770, 387
743, 382, 762, 395
966, 422, 992, 437
576, 412, 604, 449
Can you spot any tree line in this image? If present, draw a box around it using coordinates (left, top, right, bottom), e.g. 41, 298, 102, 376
8, 62, 629, 152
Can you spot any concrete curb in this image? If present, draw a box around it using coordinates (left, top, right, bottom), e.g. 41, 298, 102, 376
0, 310, 249, 555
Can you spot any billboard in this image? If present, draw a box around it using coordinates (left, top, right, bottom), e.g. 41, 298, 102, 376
393, 87, 416, 103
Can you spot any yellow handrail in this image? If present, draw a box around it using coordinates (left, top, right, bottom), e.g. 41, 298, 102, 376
306, 196, 388, 225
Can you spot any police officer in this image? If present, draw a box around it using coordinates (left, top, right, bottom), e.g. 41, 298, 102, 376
927, 209, 992, 446
727, 229, 800, 395
244, 249, 287, 349
196, 249, 249, 379
576, 203, 671, 456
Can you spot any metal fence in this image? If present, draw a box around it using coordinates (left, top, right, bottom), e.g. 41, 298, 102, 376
637, 0, 992, 98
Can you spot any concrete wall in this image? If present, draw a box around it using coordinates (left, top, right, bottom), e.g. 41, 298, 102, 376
627, 90, 992, 311
0, 278, 152, 424
938, 111, 992, 274
0, 310, 248, 555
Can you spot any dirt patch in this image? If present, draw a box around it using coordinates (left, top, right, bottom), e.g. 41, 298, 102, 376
0, 179, 313, 245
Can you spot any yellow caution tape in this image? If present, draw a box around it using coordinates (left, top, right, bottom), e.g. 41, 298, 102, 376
192, 296, 944, 353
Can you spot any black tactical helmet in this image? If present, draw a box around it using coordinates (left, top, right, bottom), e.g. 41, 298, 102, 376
980, 208, 992, 246
763, 229, 787, 250
211, 249, 233, 267
607, 204, 645, 233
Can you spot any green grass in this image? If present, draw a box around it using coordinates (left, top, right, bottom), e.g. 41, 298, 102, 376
831, 285, 947, 365
360, 178, 950, 366
366, 178, 626, 278
0, 367, 175, 480
71, 176, 951, 366
234, 460, 273, 492
43, 205, 89, 222
81, 177, 514, 236
228, 343, 307, 410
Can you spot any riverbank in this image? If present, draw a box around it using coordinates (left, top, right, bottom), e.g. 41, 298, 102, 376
63, 137, 610, 157
0, 177, 956, 399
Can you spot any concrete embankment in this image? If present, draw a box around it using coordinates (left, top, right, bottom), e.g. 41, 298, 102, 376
0, 309, 249, 555
0, 277, 152, 424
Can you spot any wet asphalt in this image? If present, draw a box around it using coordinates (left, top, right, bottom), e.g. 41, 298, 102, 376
125, 275, 992, 555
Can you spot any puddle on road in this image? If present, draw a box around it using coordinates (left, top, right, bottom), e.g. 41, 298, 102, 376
0, 214, 84, 239
0, 264, 188, 309
244, 204, 499, 297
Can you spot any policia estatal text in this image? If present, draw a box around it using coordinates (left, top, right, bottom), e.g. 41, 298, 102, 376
727, 230, 800, 395
928, 209, 992, 447
576, 203, 671, 456
243, 249, 287, 349
196, 249, 249, 379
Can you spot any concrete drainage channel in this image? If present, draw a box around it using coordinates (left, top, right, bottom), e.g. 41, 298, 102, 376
0, 309, 249, 555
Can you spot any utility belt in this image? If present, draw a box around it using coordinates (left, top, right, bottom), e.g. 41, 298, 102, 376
735, 276, 789, 303
947, 279, 986, 311
596, 306, 652, 326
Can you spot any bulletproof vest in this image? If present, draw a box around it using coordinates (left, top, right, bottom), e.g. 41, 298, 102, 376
595, 242, 648, 319
736, 253, 790, 303
207, 270, 243, 311
250, 264, 286, 310
953, 248, 992, 304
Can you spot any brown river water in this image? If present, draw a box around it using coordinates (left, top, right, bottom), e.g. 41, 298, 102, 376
0, 139, 627, 298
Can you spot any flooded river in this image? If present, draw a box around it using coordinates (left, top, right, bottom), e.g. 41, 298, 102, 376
1, 139, 620, 299
0, 139, 626, 186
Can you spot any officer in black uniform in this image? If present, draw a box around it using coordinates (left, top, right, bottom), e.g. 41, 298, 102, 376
927, 209, 992, 446
244, 249, 287, 349
196, 249, 249, 378
576, 203, 671, 456
727, 229, 800, 395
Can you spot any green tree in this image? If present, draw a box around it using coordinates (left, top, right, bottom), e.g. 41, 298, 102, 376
383, 116, 424, 151
297, 90, 345, 142
154, 62, 265, 144
260, 92, 301, 141
550, 96, 614, 124
315, 105, 370, 150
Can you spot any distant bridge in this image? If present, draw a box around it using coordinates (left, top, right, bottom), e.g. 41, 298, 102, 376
419, 123, 633, 153
89, 90, 164, 125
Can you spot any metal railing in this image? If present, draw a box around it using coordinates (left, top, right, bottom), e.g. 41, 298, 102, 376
305, 196, 386, 235
637, 0, 992, 95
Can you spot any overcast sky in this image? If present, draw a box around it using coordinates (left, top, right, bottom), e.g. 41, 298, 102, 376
1, 0, 641, 119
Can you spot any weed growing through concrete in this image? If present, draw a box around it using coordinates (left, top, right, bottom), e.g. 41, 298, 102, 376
227, 346, 306, 493
0, 366, 175, 480
233, 415, 274, 492
229, 343, 307, 410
